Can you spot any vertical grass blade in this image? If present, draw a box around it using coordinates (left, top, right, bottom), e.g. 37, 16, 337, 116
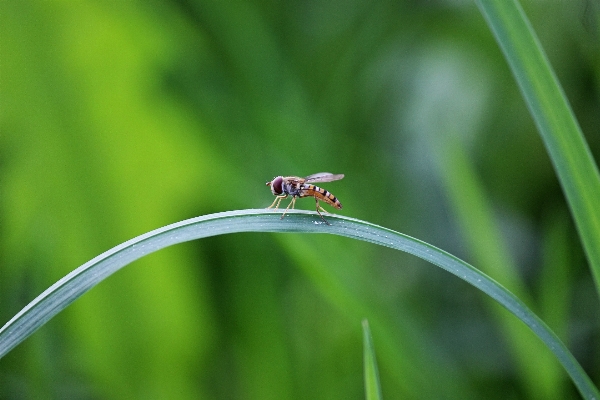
476, 0, 600, 294
362, 319, 383, 400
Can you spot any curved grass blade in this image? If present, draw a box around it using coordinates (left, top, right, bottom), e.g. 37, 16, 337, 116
435, 137, 562, 398
362, 319, 383, 400
0, 209, 597, 398
476, 0, 600, 295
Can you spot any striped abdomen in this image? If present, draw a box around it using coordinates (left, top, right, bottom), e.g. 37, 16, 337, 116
299, 184, 343, 209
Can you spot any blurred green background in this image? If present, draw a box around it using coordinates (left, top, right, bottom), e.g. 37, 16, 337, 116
1, 1, 599, 399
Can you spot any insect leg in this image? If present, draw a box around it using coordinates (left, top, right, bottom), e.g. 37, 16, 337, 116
314, 198, 330, 225
280, 196, 297, 219
267, 195, 287, 209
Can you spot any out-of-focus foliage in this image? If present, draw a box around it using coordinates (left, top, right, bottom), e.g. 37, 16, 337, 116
0, 1, 598, 399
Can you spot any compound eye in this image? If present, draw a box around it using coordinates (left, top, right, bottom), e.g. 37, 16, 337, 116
271, 176, 283, 195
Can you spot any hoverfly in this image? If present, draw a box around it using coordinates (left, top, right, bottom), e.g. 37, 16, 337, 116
266, 172, 344, 225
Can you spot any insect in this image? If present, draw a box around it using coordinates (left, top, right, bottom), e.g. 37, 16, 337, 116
266, 172, 344, 225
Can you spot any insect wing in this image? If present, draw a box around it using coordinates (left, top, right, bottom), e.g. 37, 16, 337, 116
304, 172, 344, 183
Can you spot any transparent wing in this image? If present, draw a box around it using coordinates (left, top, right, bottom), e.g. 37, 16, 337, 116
304, 172, 345, 183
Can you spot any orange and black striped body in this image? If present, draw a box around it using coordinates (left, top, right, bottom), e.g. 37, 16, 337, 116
299, 184, 343, 209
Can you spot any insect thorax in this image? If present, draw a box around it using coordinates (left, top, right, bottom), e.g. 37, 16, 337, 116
283, 181, 302, 196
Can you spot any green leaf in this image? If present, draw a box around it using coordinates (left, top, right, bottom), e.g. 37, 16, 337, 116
362, 319, 383, 400
0, 209, 598, 398
476, 0, 600, 295
435, 138, 563, 398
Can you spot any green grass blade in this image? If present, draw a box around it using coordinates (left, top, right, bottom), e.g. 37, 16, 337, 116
435, 138, 563, 398
0, 209, 597, 398
476, 0, 600, 294
275, 235, 468, 399
362, 319, 383, 400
